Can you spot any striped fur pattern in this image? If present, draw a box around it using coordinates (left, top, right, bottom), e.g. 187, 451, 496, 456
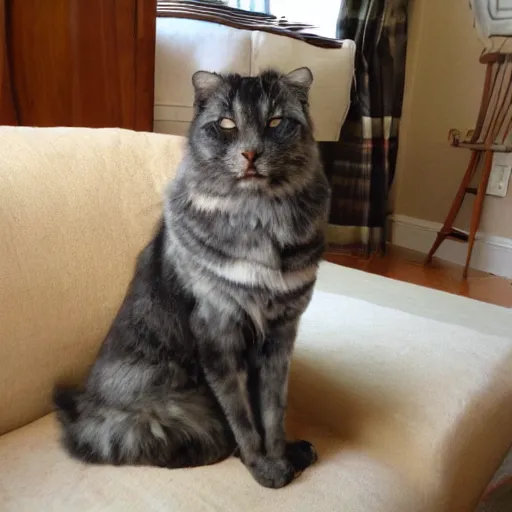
54, 67, 331, 489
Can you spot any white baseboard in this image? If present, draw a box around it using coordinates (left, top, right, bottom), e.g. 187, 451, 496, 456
391, 214, 512, 279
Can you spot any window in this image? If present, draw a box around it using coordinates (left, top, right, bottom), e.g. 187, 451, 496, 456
269, 0, 341, 38
226, 0, 342, 38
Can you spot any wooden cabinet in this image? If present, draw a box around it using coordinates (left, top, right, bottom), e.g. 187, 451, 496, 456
0, 0, 156, 130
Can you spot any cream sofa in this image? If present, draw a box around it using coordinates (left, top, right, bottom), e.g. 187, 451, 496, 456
1, 127, 511, 512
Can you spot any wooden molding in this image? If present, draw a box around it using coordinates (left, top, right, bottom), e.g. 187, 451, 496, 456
136, 0, 157, 132
0, 0, 18, 124
393, 214, 512, 279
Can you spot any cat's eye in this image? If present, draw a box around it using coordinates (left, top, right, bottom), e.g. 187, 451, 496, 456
267, 117, 282, 128
219, 118, 237, 130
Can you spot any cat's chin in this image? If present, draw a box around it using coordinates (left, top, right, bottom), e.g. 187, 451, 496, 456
237, 176, 269, 191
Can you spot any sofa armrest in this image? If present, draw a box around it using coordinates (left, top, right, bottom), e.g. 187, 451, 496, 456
0, 127, 184, 435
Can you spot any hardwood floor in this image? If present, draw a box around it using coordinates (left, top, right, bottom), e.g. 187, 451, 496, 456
324, 245, 512, 308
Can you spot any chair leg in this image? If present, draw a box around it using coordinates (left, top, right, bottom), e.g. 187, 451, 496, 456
425, 151, 480, 264
425, 232, 445, 265
463, 150, 494, 278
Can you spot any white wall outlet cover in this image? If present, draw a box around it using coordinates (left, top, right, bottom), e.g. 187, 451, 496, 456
486, 159, 511, 198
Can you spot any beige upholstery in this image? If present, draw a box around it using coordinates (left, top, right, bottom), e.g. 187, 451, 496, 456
0, 127, 181, 435
153, 18, 355, 141
1, 127, 511, 511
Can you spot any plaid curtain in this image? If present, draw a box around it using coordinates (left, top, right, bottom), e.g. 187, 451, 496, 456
321, 0, 409, 255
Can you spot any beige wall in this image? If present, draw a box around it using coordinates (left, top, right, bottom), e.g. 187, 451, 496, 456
394, 0, 512, 239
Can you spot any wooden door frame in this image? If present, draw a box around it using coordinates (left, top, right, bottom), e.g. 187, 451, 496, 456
0, 0, 18, 125
135, 0, 157, 131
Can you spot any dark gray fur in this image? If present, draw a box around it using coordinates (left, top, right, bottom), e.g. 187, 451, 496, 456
54, 67, 331, 488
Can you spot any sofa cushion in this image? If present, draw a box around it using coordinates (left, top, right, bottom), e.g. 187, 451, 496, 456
0, 413, 424, 512
291, 283, 512, 511
1, 270, 511, 511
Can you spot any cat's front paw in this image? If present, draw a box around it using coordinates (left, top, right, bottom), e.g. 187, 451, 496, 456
286, 440, 318, 473
246, 456, 294, 489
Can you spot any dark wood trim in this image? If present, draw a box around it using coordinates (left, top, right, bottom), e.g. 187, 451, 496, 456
135, 0, 157, 132
0, 0, 18, 124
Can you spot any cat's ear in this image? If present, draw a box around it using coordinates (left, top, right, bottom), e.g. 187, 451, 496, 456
192, 71, 223, 102
284, 67, 314, 90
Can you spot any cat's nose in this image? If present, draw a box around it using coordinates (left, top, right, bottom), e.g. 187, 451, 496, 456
241, 150, 257, 163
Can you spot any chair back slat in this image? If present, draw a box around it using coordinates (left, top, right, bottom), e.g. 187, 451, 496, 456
495, 86, 512, 143
503, 114, 512, 144
487, 59, 512, 144
451, 53, 512, 150
470, 61, 495, 143
474, 56, 512, 145
477, 59, 510, 144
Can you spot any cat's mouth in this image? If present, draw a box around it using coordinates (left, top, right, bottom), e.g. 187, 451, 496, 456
239, 167, 266, 181
241, 171, 265, 180
238, 168, 267, 181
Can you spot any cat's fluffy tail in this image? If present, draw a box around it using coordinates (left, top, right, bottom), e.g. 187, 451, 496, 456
53, 386, 80, 423
53, 385, 234, 468
53, 386, 107, 464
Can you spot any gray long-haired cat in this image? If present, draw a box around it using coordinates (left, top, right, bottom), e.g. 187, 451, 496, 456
54, 67, 331, 489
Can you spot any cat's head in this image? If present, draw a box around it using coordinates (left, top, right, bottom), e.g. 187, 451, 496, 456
186, 68, 318, 196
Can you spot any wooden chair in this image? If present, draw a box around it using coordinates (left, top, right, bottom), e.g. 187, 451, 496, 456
425, 52, 512, 278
